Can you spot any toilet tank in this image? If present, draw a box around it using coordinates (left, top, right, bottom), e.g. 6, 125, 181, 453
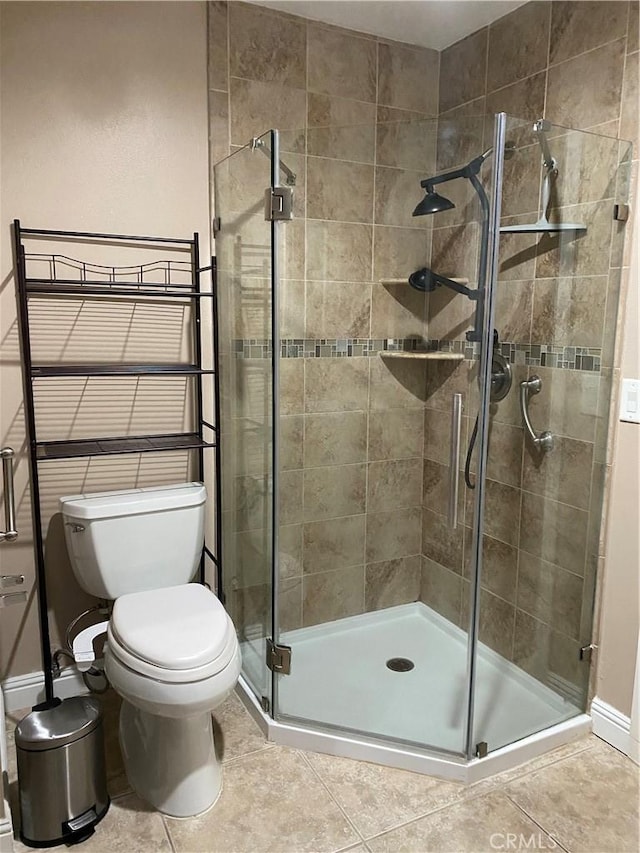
59, 483, 206, 599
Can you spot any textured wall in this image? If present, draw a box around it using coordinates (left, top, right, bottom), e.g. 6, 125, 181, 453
0, 1, 210, 680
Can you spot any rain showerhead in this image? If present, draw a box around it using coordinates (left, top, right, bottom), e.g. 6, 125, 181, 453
412, 189, 455, 217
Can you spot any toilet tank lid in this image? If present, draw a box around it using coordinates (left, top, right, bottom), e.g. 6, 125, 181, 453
59, 482, 206, 519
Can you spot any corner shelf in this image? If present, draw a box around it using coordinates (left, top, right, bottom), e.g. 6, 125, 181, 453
379, 277, 470, 286
379, 351, 465, 361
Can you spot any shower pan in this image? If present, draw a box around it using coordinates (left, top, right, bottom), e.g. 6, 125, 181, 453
213, 114, 632, 781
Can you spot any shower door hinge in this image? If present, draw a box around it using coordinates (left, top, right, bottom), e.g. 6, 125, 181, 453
260, 695, 270, 713
613, 203, 629, 222
212, 216, 221, 237
264, 187, 293, 222
475, 741, 488, 758
580, 643, 598, 662
266, 638, 292, 674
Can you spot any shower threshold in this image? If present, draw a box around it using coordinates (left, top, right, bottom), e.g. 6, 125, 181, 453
237, 602, 590, 783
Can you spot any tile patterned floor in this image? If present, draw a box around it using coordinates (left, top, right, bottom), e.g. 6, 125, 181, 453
4, 691, 639, 853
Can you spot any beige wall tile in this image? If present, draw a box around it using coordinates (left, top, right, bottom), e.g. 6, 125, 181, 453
366, 506, 422, 562
229, 77, 306, 152
373, 224, 430, 281
436, 98, 486, 171
550, 1, 629, 65
494, 279, 533, 341
375, 166, 430, 229
229, 1, 306, 87
520, 491, 589, 575
303, 564, 365, 625
369, 354, 428, 410
439, 29, 488, 113
534, 202, 616, 279
306, 281, 371, 338
487, 3, 550, 92
527, 366, 600, 443
303, 463, 367, 521
209, 89, 229, 167
486, 72, 547, 128
422, 507, 464, 573
281, 358, 304, 415
512, 608, 585, 690
304, 411, 367, 467
469, 478, 521, 546
464, 529, 518, 604
531, 276, 607, 347
308, 24, 377, 102
423, 459, 465, 518
522, 434, 594, 510
370, 281, 426, 339
629, 2, 639, 53
368, 408, 424, 461
431, 222, 480, 284
304, 357, 369, 412
307, 220, 373, 281
378, 41, 439, 114
475, 587, 516, 658
280, 523, 303, 579
420, 556, 463, 624
546, 40, 625, 129
485, 421, 524, 488
307, 157, 375, 223
368, 458, 423, 512
307, 93, 376, 162
281, 279, 305, 338
281, 415, 304, 470
500, 144, 545, 218
208, 1, 228, 91
280, 468, 303, 524
425, 359, 473, 412
620, 50, 639, 150
279, 576, 302, 631
423, 407, 452, 464
365, 555, 421, 610
497, 217, 539, 281
376, 107, 436, 172
303, 514, 366, 573
517, 551, 584, 639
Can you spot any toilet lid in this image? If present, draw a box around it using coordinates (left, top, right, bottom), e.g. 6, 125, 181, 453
111, 584, 232, 670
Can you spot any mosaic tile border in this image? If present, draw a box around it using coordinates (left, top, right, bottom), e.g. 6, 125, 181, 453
232, 338, 602, 372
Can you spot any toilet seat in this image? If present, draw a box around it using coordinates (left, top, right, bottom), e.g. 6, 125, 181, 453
108, 583, 237, 683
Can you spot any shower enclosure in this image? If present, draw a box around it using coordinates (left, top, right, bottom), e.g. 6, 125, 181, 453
213, 112, 631, 778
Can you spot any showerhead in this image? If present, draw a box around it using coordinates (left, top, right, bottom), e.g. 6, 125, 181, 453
412, 189, 455, 217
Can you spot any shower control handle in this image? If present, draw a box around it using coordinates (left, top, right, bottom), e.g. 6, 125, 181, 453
520, 377, 554, 452
448, 394, 463, 530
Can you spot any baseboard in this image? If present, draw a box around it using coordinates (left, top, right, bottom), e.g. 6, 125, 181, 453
1, 668, 89, 714
591, 696, 638, 761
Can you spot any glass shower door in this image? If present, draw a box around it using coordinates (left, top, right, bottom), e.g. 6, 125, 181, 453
213, 132, 276, 707
469, 113, 632, 754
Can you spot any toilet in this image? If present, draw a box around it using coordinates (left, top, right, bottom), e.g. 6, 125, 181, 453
59, 482, 241, 818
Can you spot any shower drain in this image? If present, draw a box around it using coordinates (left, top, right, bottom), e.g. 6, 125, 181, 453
386, 657, 415, 672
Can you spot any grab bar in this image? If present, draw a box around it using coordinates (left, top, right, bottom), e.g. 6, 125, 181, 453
0, 448, 18, 543
519, 377, 553, 452
448, 394, 462, 529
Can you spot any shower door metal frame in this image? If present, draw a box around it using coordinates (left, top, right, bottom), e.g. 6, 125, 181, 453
462, 112, 508, 760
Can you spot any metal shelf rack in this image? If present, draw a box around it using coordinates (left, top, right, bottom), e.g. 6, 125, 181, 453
13, 220, 222, 707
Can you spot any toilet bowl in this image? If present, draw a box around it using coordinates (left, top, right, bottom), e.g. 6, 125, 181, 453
59, 484, 240, 818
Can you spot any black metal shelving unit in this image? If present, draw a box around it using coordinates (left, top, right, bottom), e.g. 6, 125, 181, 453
13, 221, 222, 707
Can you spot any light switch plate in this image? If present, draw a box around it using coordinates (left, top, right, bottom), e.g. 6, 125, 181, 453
620, 378, 640, 424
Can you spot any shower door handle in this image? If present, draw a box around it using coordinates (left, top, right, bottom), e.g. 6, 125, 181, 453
520, 378, 554, 452
448, 394, 462, 529
0, 448, 18, 543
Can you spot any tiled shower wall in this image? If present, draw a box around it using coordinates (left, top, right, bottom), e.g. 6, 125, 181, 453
209, 0, 441, 630
420, 0, 638, 699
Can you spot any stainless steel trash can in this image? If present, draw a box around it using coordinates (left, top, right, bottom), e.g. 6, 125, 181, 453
15, 696, 110, 847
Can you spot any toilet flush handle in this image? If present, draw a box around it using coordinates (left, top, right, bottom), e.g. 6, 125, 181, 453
72, 620, 109, 672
